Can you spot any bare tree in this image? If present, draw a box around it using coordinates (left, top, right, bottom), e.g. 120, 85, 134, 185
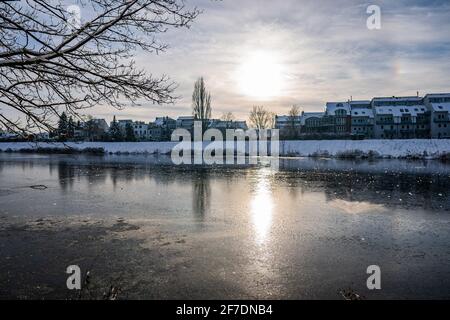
287, 105, 300, 139
192, 77, 211, 129
0, 0, 200, 136
249, 106, 274, 130
221, 111, 234, 129
221, 112, 234, 122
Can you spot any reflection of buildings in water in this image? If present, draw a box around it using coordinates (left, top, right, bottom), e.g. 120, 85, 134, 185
192, 169, 211, 221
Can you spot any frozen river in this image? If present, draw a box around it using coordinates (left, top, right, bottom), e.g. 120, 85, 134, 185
0, 153, 449, 299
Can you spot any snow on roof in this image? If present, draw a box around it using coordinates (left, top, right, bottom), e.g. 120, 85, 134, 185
275, 115, 301, 122
372, 96, 423, 102
326, 102, 350, 115
177, 116, 194, 120
349, 100, 371, 105
374, 105, 427, 117
425, 93, 450, 98
351, 109, 374, 118
431, 103, 450, 112
300, 112, 324, 125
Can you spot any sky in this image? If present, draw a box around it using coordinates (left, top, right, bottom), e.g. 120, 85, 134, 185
15, 0, 450, 123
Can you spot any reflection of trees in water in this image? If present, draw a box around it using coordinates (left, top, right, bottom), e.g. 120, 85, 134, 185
192, 169, 211, 221
54, 162, 108, 191
275, 169, 450, 211
56, 162, 76, 190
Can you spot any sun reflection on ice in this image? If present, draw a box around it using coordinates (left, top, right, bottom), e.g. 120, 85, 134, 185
251, 169, 274, 244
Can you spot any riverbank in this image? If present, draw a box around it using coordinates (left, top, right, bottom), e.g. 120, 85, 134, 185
1, 139, 450, 160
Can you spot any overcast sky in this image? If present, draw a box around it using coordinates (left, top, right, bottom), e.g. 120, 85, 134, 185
87, 0, 450, 122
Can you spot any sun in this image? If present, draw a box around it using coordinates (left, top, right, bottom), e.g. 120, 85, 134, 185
236, 51, 284, 99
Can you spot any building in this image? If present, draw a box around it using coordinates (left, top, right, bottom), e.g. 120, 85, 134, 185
350, 100, 374, 139
154, 117, 177, 140
117, 120, 133, 134
300, 112, 328, 134
0, 128, 19, 140
351, 106, 374, 138
132, 121, 148, 140
372, 96, 428, 139
275, 115, 302, 139
325, 102, 351, 134
75, 118, 109, 141
146, 122, 163, 141
208, 119, 248, 132
176, 116, 195, 131
425, 93, 450, 139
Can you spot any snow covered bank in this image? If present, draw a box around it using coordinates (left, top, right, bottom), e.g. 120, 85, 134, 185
281, 139, 450, 159
0, 141, 177, 154
0, 139, 450, 159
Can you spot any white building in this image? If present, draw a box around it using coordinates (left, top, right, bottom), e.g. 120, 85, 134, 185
325, 102, 351, 134
349, 100, 374, 138
372, 96, 429, 139
176, 116, 195, 131
424, 93, 450, 139
132, 121, 148, 140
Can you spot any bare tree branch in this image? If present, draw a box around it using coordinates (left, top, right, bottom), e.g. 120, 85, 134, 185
0, 0, 200, 136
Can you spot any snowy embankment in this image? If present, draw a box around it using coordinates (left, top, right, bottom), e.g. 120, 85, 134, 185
0, 141, 178, 154
281, 139, 450, 159
0, 139, 450, 159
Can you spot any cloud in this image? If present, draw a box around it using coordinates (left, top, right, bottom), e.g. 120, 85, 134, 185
35, 1, 450, 122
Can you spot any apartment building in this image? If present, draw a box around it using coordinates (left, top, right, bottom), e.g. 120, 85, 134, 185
372, 96, 428, 139
425, 93, 450, 139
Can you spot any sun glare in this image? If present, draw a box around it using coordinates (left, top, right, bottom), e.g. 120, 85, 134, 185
236, 51, 284, 99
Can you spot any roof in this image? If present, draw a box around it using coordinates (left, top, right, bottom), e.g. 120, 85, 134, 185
350, 100, 371, 105
430, 103, 450, 112
351, 109, 374, 118
372, 96, 423, 102
425, 93, 450, 98
326, 102, 350, 115
275, 115, 301, 123
300, 112, 324, 125
177, 116, 194, 121
374, 105, 428, 117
